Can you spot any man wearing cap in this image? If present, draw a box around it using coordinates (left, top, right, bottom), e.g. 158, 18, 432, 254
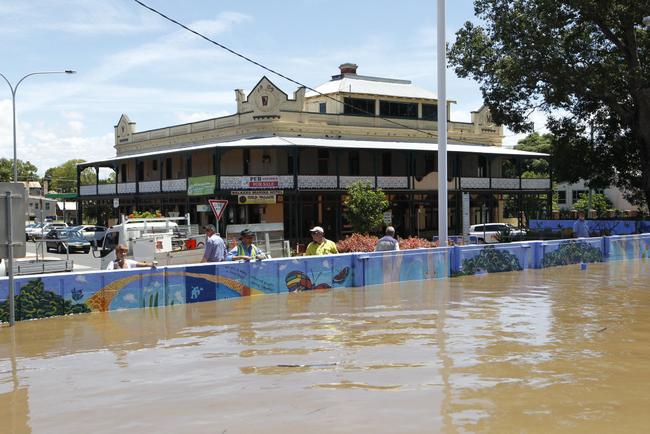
201, 224, 227, 263
305, 226, 339, 256
227, 229, 267, 261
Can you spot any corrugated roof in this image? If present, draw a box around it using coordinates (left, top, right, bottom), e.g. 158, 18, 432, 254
80, 136, 547, 166
305, 76, 438, 100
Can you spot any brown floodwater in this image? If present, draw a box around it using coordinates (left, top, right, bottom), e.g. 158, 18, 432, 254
1, 259, 650, 434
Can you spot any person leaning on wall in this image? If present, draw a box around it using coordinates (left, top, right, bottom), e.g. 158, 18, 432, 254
375, 226, 400, 251
107, 243, 157, 269
572, 210, 590, 238
227, 229, 267, 261
305, 226, 339, 256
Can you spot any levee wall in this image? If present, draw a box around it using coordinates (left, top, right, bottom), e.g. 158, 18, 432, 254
2, 233, 650, 323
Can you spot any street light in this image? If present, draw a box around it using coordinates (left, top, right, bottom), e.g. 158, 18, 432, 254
0, 70, 76, 182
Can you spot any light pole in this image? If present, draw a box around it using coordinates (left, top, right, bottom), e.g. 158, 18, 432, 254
437, 0, 448, 246
0, 70, 76, 182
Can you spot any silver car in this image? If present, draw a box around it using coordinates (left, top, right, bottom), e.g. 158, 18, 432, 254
469, 223, 527, 244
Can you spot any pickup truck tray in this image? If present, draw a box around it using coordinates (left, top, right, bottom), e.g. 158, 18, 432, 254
9, 259, 74, 276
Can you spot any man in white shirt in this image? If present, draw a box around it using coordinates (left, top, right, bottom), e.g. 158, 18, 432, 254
107, 243, 157, 269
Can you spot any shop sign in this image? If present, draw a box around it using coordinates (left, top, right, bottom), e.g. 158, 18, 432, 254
196, 204, 209, 212
383, 211, 392, 224
241, 176, 279, 189
188, 175, 216, 196
231, 190, 283, 195
238, 194, 276, 204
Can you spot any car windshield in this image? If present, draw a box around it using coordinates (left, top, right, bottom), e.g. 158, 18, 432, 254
58, 230, 80, 239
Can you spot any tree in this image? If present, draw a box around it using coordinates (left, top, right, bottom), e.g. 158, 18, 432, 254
448, 1, 650, 208
343, 181, 389, 234
0, 158, 38, 182
515, 132, 552, 177
572, 192, 612, 216
43, 159, 91, 193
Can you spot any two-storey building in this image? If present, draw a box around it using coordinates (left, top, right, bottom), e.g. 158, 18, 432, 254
77, 63, 551, 242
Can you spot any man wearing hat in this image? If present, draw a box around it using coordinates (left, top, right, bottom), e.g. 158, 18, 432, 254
305, 226, 339, 256
227, 229, 267, 261
201, 224, 227, 263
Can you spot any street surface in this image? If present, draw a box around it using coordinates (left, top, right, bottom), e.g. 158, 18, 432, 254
23, 240, 101, 271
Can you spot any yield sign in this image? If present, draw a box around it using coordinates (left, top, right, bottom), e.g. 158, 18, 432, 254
208, 199, 228, 221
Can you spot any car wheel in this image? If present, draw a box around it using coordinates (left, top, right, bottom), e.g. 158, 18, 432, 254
478, 238, 485, 244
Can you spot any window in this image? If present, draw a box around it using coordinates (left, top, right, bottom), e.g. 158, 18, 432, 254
45, 203, 50, 210
287, 154, 295, 175
343, 97, 375, 116
422, 103, 438, 121
120, 163, 127, 182
379, 100, 417, 118
382, 152, 392, 176
319, 102, 326, 113
137, 161, 144, 181
152, 160, 158, 171
557, 191, 567, 205
165, 158, 172, 179
478, 156, 488, 177
349, 151, 360, 175
317, 149, 329, 175
243, 149, 250, 175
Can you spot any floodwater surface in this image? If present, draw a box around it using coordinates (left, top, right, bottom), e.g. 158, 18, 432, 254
1, 260, 650, 433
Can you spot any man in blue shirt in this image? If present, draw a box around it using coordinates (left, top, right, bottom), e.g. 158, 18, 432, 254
573, 210, 590, 238
201, 224, 227, 262
227, 229, 267, 261
375, 226, 400, 251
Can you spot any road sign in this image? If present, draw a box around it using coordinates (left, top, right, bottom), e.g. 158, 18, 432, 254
208, 199, 228, 220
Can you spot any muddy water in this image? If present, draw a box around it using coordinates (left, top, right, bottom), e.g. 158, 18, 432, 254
1, 260, 650, 434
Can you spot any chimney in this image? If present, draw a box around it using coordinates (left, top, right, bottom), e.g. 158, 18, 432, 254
339, 63, 358, 75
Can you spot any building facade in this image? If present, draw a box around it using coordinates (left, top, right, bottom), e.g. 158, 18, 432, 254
77, 64, 551, 243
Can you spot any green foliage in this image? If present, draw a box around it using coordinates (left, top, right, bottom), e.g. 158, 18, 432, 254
343, 181, 389, 234
44, 159, 90, 193
543, 240, 604, 267
0, 278, 91, 322
0, 158, 38, 182
572, 193, 612, 216
515, 132, 552, 177
448, 1, 650, 208
456, 246, 522, 276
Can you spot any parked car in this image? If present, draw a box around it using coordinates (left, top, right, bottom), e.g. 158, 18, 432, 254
72, 225, 107, 245
25, 223, 46, 240
469, 223, 527, 244
45, 229, 91, 253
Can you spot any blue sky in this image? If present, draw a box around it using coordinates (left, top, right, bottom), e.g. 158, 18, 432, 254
0, 0, 542, 176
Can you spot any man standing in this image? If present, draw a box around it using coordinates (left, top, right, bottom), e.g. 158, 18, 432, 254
201, 224, 227, 262
375, 226, 400, 251
572, 210, 590, 238
305, 226, 338, 256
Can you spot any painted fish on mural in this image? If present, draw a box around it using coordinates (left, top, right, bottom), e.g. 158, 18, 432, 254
332, 266, 349, 284
285, 271, 331, 292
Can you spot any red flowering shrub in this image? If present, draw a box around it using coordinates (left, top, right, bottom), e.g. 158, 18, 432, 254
336, 233, 378, 253
398, 236, 436, 250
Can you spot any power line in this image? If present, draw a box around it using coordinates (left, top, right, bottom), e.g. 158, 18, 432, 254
132, 0, 439, 139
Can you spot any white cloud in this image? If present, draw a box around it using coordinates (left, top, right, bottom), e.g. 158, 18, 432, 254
123, 293, 136, 302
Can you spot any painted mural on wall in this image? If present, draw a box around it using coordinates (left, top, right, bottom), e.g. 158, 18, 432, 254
530, 219, 650, 236
3, 234, 650, 324
542, 240, 603, 267
608, 235, 650, 261
0, 278, 91, 322
455, 246, 523, 276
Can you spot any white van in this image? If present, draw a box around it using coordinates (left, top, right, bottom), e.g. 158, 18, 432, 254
95, 216, 203, 269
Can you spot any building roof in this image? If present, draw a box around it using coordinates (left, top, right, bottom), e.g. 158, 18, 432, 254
81, 136, 547, 167
305, 75, 439, 100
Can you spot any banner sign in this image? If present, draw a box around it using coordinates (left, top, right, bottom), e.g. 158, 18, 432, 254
208, 199, 228, 220
188, 175, 216, 196
237, 194, 276, 204
241, 176, 279, 189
